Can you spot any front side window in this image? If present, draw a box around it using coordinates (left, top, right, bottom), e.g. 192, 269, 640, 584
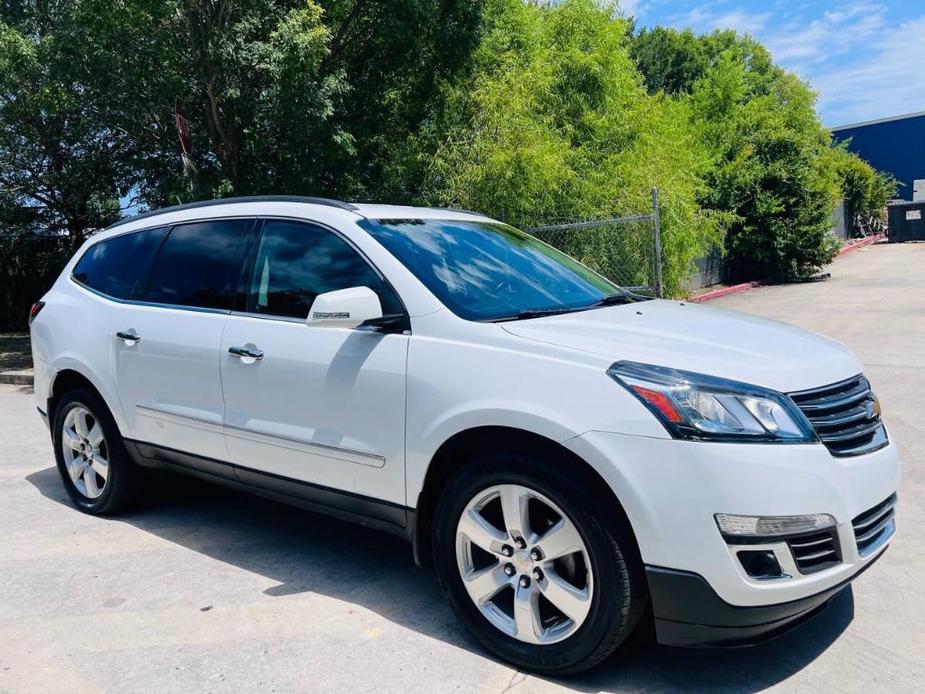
248, 219, 402, 319
72, 227, 168, 299
144, 220, 252, 310
360, 219, 625, 321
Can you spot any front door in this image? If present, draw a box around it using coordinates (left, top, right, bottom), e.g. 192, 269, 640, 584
220, 219, 408, 506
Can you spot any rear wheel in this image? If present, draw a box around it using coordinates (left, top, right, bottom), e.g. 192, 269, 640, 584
53, 388, 139, 514
433, 451, 646, 674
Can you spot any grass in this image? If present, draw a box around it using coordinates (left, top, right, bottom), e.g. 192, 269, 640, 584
0, 333, 32, 371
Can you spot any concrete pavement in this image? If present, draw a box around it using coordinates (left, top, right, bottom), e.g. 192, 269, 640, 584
1, 242, 923, 693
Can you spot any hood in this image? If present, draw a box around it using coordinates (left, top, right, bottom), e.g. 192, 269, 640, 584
501, 299, 861, 393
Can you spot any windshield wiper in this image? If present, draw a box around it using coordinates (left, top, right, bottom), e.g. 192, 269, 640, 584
487, 295, 640, 322
589, 293, 638, 307
485, 307, 584, 322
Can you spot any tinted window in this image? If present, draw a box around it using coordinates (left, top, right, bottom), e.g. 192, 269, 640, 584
360, 219, 623, 321
72, 227, 168, 299
249, 220, 402, 319
144, 220, 252, 310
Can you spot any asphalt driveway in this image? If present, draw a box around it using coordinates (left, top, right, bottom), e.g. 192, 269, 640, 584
1, 242, 923, 693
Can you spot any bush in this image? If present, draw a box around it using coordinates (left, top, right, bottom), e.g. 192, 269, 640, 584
410, 0, 722, 296
835, 148, 896, 235
632, 26, 880, 282
0, 228, 70, 331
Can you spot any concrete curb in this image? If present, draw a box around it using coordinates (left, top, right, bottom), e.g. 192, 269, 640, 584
837, 233, 885, 256
689, 281, 762, 304
0, 371, 33, 386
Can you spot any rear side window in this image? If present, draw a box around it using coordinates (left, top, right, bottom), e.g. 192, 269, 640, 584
72, 227, 168, 299
249, 219, 403, 319
144, 219, 252, 310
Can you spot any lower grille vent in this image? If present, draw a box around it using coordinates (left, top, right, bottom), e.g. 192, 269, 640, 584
787, 530, 841, 574
852, 494, 897, 556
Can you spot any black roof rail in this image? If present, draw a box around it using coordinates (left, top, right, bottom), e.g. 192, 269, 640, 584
106, 195, 359, 230
428, 206, 486, 217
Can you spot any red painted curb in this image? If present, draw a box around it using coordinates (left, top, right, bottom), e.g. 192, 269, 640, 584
689, 281, 761, 304
691, 234, 886, 303
837, 233, 885, 256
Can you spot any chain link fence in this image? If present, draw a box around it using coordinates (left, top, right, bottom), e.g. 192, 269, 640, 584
523, 189, 664, 297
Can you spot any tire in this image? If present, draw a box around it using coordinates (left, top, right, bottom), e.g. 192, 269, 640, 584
432, 450, 646, 674
52, 387, 140, 514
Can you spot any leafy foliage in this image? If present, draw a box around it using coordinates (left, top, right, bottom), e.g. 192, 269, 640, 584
0, 0, 902, 330
632, 26, 872, 281
410, 0, 721, 295
834, 147, 896, 234
0, 5, 125, 247
0, 0, 485, 328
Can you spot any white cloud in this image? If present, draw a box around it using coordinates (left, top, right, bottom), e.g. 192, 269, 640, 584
672, 6, 772, 35
651, 1, 925, 125
812, 16, 925, 125
762, 2, 886, 69
618, 0, 644, 16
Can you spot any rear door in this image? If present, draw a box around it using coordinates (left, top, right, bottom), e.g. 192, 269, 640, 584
220, 218, 409, 507
112, 218, 254, 463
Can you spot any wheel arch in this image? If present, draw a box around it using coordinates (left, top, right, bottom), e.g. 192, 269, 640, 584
48, 367, 114, 427
410, 425, 641, 569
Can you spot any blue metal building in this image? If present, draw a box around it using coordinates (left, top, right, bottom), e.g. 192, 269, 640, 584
831, 110, 925, 202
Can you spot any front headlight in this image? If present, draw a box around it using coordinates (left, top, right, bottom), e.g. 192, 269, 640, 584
607, 361, 816, 443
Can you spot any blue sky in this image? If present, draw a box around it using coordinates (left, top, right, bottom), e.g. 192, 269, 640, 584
623, 0, 925, 127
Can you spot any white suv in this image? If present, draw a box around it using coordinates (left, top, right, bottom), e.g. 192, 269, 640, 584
30, 197, 900, 673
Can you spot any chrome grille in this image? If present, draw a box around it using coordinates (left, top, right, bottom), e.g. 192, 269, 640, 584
789, 375, 888, 457
787, 529, 841, 574
852, 494, 897, 556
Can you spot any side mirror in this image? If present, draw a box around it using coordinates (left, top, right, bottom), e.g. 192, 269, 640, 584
306, 286, 383, 329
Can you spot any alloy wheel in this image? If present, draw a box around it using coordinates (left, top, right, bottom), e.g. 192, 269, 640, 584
61, 405, 109, 499
455, 484, 593, 645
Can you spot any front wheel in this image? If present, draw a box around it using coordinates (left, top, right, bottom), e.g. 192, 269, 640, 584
433, 452, 646, 674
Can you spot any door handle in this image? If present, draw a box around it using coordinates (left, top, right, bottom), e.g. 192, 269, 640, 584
228, 345, 264, 362
116, 330, 141, 344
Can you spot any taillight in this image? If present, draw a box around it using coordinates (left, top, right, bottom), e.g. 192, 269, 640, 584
28, 301, 45, 325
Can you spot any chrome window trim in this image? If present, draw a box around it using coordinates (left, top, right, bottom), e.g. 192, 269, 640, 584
70, 214, 261, 313
239, 215, 410, 326
72, 213, 411, 329
70, 279, 233, 316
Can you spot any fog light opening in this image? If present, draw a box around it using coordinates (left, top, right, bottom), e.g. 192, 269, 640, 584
737, 550, 786, 580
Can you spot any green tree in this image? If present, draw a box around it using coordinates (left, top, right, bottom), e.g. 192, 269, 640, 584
835, 147, 896, 234
407, 0, 721, 295
0, 0, 485, 325
62, 0, 484, 204
0, 6, 124, 247
633, 26, 848, 280
630, 27, 708, 96
691, 50, 842, 279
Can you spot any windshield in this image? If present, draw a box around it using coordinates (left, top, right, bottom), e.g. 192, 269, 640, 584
360, 218, 628, 321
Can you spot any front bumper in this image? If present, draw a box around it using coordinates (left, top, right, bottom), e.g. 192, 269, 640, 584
563, 431, 901, 608
646, 548, 886, 646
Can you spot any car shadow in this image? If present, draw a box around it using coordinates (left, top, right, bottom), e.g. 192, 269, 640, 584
26, 465, 853, 692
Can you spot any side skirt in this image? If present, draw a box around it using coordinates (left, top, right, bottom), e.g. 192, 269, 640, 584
125, 439, 414, 541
